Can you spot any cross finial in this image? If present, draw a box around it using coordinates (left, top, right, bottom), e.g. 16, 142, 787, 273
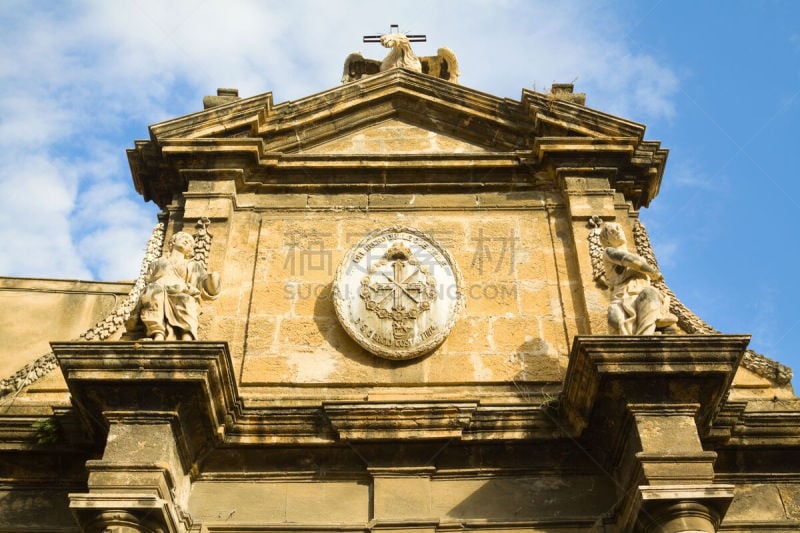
363, 24, 426, 43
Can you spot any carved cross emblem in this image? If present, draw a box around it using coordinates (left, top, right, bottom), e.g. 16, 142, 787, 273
372, 260, 427, 312
360, 242, 436, 338
334, 226, 464, 360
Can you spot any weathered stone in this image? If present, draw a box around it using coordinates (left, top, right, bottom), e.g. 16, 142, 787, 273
2, 51, 798, 533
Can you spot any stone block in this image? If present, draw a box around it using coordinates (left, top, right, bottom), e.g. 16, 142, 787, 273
425, 352, 477, 382
463, 281, 518, 316
254, 193, 309, 209
490, 316, 552, 356
286, 350, 341, 382
565, 194, 616, 219
278, 318, 336, 350
726, 484, 786, 521
339, 218, 385, 248
250, 282, 293, 316
439, 317, 491, 354
518, 280, 558, 317
779, 484, 800, 519
188, 482, 287, 522
290, 281, 335, 317
477, 191, 546, 208
403, 218, 467, 250
263, 247, 339, 283
634, 414, 703, 453
369, 194, 418, 209
187, 179, 236, 194
537, 316, 570, 356
184, 196, 232, 220
0, 489, 77, 530
285, 481, 369, 522
241, 352, 291, 384
243, 315, 277, 353
307, 193, 368, 209
373, 475, 432, 519
561, 176, 612, 192
256, 218, 289, 250
430, 475, 614, 520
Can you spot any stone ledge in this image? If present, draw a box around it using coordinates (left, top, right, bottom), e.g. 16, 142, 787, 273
323, 401, 477, 440
562, 335, 750, 436
52, 341, 240, 464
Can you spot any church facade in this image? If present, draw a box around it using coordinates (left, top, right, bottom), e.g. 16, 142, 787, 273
2, 45, 800, 533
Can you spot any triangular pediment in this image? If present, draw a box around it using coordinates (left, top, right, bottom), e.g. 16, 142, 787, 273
300, 117, 494, 155
142, 69, 653, 153
131, 69, 667, 209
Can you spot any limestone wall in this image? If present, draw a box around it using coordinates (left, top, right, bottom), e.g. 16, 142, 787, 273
186, 191, 587, 401
0, 277, 131, 378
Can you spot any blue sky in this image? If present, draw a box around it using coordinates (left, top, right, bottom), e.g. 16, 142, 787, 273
0, 1, 798, 384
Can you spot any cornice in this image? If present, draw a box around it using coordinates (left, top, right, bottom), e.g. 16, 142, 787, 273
128, 69, 667, 209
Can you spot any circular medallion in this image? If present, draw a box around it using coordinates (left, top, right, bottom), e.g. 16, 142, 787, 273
333, 226, 464, 360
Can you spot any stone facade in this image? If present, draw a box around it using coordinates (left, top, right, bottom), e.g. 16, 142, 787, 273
1, 67, 799, 532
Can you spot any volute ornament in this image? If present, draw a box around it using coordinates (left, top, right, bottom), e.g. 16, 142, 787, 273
334, 226, 464, 360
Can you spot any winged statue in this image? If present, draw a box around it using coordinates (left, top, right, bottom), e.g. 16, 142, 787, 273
341, 32, 460, 84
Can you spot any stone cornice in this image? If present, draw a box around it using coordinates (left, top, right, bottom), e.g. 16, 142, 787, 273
562, 335, 750, 438
53, 341, 240, 463
128, 69, 666, 209
323, 401, 477, 441
50, 342, 574, 448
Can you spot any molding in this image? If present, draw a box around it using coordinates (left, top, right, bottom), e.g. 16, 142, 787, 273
53, 341, 240, 464
563, 335, 748, 433
128, 70, 665, 210
324, 401, 477, 440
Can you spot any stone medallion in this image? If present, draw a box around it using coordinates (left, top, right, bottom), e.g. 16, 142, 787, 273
333, 226, 464, 360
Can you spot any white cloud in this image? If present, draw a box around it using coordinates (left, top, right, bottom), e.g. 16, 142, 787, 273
0, 0, 680, 281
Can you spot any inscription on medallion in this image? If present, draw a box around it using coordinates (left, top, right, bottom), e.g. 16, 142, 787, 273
334, 226, 464, 360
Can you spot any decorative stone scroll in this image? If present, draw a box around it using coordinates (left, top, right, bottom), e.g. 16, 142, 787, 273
333, 226, 464, 360
2, 220, 166, 398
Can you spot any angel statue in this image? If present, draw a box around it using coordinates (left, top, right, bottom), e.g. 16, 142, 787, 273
600, 222, 676, 335
133, 231, 221, 341
342, 31, 459, 84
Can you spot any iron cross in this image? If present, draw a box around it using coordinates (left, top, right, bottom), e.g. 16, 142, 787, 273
363, 24, 426, 43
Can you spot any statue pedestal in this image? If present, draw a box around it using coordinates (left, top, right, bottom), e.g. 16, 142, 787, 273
562, 335, 749, 532
53, 341, 239, 533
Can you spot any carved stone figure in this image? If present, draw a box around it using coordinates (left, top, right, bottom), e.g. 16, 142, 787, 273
600, 222, 676, 335
378, 32, 423, 73
138, 231, 221, 341
341, 34, 459, 84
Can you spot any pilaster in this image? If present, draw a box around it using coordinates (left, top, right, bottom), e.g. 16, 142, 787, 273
52, 341, 239, 533
557, 167, 623, 335
562, 335, 749, 532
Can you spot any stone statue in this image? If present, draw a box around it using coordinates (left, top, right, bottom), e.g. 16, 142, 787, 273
137, 231, 221, 341
341, 34, 459, 84
600, 222, 676, 335
378, 32, 423, 73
